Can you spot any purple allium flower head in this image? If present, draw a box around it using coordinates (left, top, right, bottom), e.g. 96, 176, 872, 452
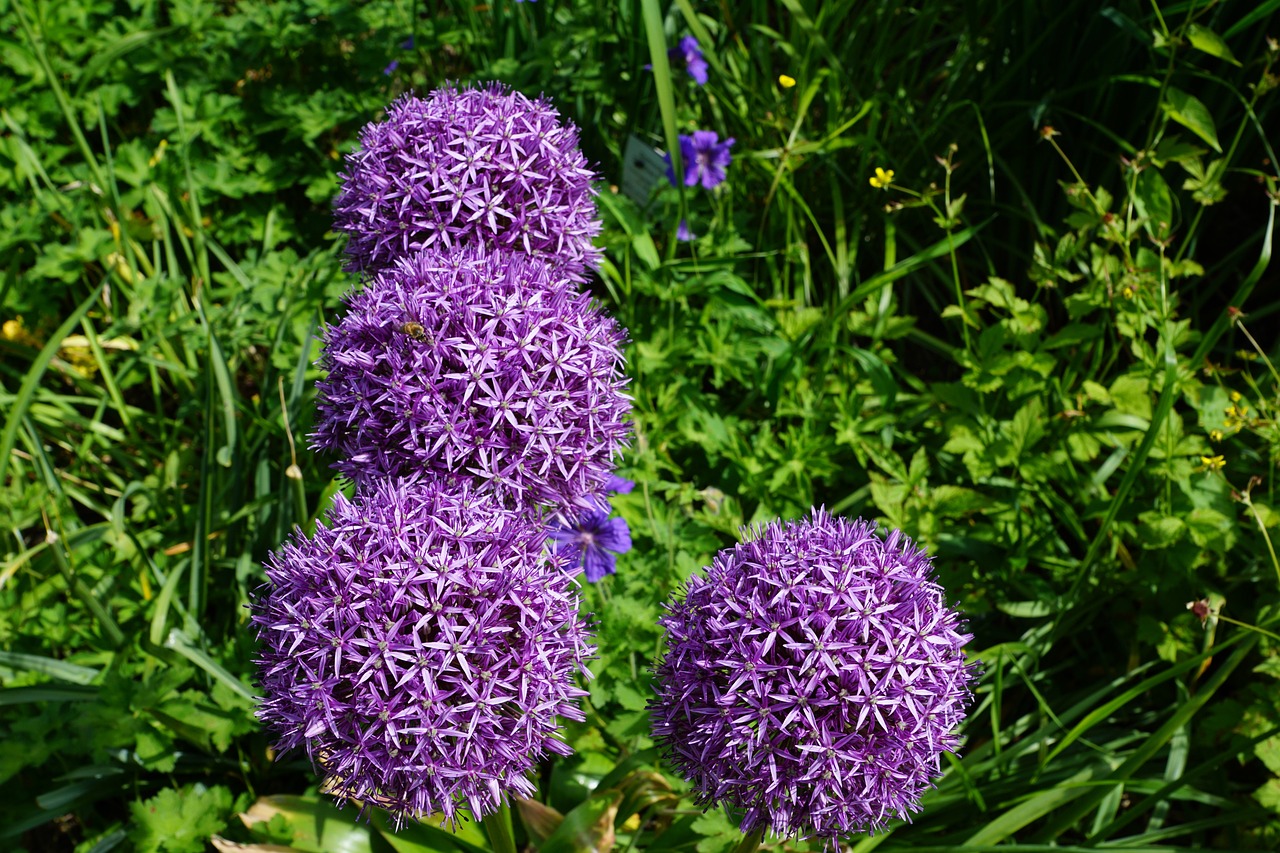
666, 131, 734, 190
312, 244, 632, 512
671, 35, 709, 85
650, 509, 977, 847
252, 476, 594, 827
333, 83, 600, 277
549, 475, 634, 582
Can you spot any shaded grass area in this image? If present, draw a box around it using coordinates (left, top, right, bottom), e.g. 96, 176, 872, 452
1, 0, 1280, 850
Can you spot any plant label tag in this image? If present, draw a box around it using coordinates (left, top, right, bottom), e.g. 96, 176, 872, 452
621, 135, 669, 206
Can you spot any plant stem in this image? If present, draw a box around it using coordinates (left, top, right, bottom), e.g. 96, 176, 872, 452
482, 801, 517, 853
730, 826, 766, 853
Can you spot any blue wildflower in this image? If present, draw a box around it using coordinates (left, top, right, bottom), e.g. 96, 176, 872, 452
383, 59, 399, 76
551, 477, 634, 583
676, 220, 696, 242
671, 36, 708, 85
666, 131, 735, 190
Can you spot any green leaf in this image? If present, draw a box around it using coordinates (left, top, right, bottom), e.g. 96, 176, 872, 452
1161, 87, 1222, 153
239, 796, 374, 853
1136, 512, 1186, 549
0, 684, 97, 704
1185, 506, 1235, 550
1185, 24, 1241, 66
130, 783, 234, 853
537, 790, 621, 853
0, 651, 98, 684
996, 600, 1054, 618
690, 809, 738, 853
1134, 168, 1174, 239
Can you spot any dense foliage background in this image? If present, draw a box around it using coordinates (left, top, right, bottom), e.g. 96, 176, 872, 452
2, 0, 1280, 850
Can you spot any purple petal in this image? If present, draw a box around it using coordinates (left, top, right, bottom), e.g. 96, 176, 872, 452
607, 475, 635, 494
582, 548, 616, 582
594, 516, 632, 555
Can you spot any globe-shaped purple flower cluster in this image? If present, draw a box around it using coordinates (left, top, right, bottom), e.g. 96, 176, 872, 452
253, 477, 593, 826
333, 83, 601, 277
255, 81, 626, 828
312, 244, 630, 512
650, 509, 976, 846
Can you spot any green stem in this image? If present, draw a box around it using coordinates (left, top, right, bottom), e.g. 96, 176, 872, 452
1217, 614, 1280, 644
482, 801, 517, 853
729, 826, 766, 853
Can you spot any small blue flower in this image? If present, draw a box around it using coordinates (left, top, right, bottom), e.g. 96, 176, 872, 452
676, 220, 696, 242
383, 59, 399, 75
666, 131, 735, 190
551, 477, 634, 582
400, 36, 415, 50
671, 35, 708, 86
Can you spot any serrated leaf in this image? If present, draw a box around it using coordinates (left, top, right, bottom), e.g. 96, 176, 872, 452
1185, 24, 1241, 66
690, 810, 737, 853
130, 784, 234, 853
1161, 87, 1222, 153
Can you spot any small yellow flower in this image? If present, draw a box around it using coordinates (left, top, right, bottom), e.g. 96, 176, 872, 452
869, 167, 894, 190
1209, 429, 1223, 442
1229, 390, 1242, 402
1225, 405, 1238, 418
1121, 285, 1134, 299
778, 74, 796, 89
1200, 455, 1226, 471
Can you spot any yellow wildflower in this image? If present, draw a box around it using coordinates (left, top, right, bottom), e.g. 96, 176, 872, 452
1209, 429, 1223, 443
869, 167, 894, 190
1229, 390, 1242, 402
1121, 285, 1134, 299
1200, 455, 1226, 471
778, 74, 796, 89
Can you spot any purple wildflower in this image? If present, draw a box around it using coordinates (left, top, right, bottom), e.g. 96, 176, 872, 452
252, 476, 594, 827
550, 476, 634, 582
650, 509, 977, 847
666, 131, 734, 190
311, 244, 632, 513
333, 83, 600, 277
671, 35, 708, 85
676, 220, 696, 242
382, 60, 399, 76
399, 36, 415, 50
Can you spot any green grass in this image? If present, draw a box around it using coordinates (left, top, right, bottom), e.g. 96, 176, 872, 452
2, 0, 1280, 850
